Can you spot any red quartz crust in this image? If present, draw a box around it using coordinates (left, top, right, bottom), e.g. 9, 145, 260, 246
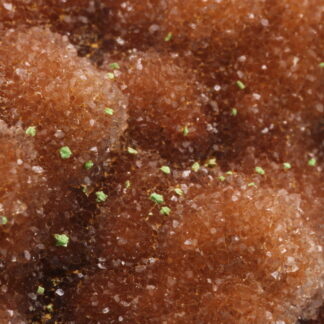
0, 121, 48, 263
0, 27, 127, 187
102, 50, 213, 161
0, 1, 323, 323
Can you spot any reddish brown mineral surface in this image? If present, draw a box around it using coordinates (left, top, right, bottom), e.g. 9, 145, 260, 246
0, 1, 323, 323
102, 51, 213, 160
0, 120, 49, 279
0, 26, 127, 188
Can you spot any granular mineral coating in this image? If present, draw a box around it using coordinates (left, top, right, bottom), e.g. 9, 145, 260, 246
102, 51, 213, 161
0, 0, 107, 58
0, 0, 323, 323
0, 27, 127, 187
93, 150, 189, 263
64, 171, 324, 324
0, 120, 48, 264
0, 120, 48, 322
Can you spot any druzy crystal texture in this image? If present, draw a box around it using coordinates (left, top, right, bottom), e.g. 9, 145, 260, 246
0, 0, 323, 323
0, 26, 127, 188
0, 121, 48, 263
102, 51, 213, 160
66, 172, 324, 323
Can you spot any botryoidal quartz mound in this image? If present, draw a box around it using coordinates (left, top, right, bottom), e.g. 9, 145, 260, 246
0, 25, 127, 322
64, 162, 324, 324
0, 0, 323, 323
102, 50, 213, 161
0, 26, 127, 188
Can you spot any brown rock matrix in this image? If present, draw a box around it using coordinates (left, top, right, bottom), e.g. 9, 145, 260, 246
0, 0, 323, 323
